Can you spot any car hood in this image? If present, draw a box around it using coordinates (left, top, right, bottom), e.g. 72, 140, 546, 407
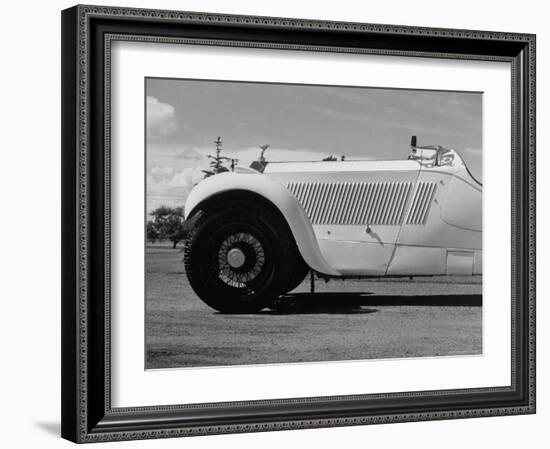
262, 159, 420, 174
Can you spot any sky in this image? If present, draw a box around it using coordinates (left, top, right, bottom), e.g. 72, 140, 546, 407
146, 78, 482, 212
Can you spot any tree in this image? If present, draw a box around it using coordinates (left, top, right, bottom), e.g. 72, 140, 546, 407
322, 155, 338, 161
202, 136, 231, 178
146, 220, 159, 243
147, 206, 192, 248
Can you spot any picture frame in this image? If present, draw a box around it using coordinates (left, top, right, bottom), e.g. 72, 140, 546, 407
61, 4, 536, 443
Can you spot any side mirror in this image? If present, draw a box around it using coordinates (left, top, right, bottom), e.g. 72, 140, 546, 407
410, 135, 417, 147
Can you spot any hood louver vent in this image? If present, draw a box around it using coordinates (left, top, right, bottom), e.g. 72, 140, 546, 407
287, 181, 414, 226
405, 182, 437, 225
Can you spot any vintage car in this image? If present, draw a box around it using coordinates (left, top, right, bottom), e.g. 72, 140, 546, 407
183, 137, 482, 313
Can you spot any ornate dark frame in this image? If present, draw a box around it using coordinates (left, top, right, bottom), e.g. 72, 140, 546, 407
61, 4, 536, 443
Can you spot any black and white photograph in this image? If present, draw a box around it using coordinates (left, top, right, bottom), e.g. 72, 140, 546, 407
145, 78, 483, 369
55, 3, 537, 444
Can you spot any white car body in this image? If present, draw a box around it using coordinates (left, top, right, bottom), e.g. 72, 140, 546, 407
185, 144, 482, 279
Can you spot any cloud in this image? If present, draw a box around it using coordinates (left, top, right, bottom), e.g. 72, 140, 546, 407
146, 96, 177, 140
174, 147, 203, 162
147, 166, 203, 211
149, 166, 174, 182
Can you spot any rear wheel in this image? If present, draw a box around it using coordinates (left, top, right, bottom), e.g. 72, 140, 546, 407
184, 202, 294, 313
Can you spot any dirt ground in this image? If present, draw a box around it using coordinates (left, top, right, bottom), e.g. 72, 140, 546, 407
145, 244, 482, 369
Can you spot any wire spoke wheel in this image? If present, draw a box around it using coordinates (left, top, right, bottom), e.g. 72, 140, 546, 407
184, 202, 297, 313
216, 232, 266, 288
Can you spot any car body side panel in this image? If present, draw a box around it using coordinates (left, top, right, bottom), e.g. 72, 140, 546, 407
266, 168, 419, 245
388, 166, 482, 275
386, 245, 446, 276
318, 240, 393, 276
395, 169, 482, 250
184, 172, 340, 276
266, 167, 420, 275
441, 175, 482, 232
446, 250, 475, 275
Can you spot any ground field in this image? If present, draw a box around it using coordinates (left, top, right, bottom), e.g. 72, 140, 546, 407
145, 244, 482, 369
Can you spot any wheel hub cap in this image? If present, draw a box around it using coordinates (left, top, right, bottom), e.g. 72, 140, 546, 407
217, 232, 266, 288
226, 248, 246, 268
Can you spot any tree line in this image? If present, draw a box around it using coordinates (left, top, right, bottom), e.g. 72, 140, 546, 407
146, 206, 192, 248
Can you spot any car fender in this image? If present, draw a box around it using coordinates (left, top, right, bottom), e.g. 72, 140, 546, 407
185, 172, 340, 276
